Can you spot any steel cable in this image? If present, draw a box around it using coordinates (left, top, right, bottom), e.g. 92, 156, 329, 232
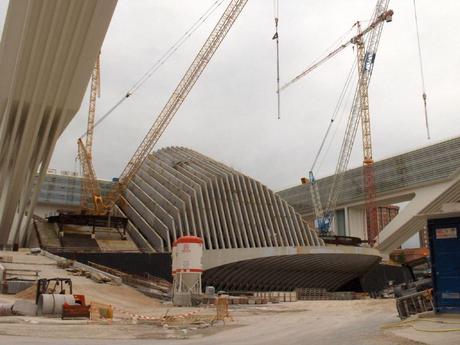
80, 0, 227, 138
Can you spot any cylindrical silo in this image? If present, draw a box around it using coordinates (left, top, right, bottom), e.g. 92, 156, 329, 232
172, 236, 203, 306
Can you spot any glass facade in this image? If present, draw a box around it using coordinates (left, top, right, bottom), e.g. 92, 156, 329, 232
38, 171, 113, 207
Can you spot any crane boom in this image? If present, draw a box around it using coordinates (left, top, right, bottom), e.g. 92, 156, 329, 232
289, 1, 392, 236
280, 7, 393, 93
325, 1, 392, 241
103, 0, 249, 211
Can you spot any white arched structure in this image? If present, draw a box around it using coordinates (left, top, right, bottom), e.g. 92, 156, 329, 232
0, 0, 117, 246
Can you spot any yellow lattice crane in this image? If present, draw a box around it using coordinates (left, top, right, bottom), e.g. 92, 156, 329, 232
77, 54, 105, 215
282, 1, 393, 245
77, 0, 248, 217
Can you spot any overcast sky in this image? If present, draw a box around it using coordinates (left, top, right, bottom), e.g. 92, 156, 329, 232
1, 0, 459, 192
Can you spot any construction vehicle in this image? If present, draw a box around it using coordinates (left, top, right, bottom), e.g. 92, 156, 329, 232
35, 278, 90, 319
75, 0, 248, 221
284, 0, 393, 244
35, 277, 72, 304
71, 54, 128, 236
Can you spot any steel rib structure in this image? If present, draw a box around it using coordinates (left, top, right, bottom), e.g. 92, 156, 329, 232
120, 147, 324, 252
119, 147, 380, 291
0, 0, 117, 246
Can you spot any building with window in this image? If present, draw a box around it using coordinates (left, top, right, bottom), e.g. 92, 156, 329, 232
35, 170, 113, 218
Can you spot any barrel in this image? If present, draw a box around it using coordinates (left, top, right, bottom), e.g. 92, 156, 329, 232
37, 294, 75, 316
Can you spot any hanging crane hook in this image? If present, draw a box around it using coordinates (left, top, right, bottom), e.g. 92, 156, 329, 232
413, 0, 430, 139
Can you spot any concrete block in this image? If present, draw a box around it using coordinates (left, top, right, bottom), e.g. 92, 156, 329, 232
12, 300, 37, 316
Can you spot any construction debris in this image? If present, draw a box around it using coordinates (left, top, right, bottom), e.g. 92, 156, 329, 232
87, 261, 171, 299
296, 288, 356, 300
12, 299, 37, 316
254, 291, 297, 303
29, 248, 41, 255
64, 265, 113, 284
57, 259, 74, 269
89, 271, 112, 284
0, 264, 38, 294
0, 303, 14, 316
2, 280, 35, 294
0, 256, 13, 263
42, 251, 122, 285
90, 301, 113, 320
396, 289, 434, 320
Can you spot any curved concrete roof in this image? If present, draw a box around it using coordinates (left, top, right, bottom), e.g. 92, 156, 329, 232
204, 253, 380, 291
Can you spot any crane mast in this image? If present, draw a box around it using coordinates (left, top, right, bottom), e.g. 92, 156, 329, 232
355, 2, 393, 245
85, 55, 101, 159
79, 55, 102, 213
98, 0, 249, 212
326, 1, 392, 243
283, 1, 392, 238
77, 138, 105, 214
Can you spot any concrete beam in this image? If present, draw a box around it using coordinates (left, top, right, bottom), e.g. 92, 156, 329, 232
0, 0, 117, 245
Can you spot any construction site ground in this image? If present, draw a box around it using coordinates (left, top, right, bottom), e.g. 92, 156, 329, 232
1, 251, 459, 345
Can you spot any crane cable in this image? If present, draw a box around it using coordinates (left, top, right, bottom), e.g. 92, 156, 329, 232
272, 0, 281, 119
80, 0, 227, 139
413, 0, 430, 139
316, 65, 357, 175
311, 59, 357, 173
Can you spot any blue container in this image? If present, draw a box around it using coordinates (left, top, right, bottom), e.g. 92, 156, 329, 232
428, 215, 460, 313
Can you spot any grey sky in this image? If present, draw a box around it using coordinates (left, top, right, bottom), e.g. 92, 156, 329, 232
2, 0, 459, 192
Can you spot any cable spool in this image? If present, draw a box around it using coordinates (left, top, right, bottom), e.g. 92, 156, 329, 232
37, 294, 75, 316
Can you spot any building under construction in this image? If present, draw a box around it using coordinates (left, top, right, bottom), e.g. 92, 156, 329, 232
2, 1, 460, 343
33, 146, 382, 292
0, 0, 446, 295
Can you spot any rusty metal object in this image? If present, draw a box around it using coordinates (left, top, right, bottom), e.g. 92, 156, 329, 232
396, 289, 433, 320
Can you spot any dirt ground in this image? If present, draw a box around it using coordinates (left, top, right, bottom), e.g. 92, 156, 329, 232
1, 299, 458, 345
1, 250, 460, 345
